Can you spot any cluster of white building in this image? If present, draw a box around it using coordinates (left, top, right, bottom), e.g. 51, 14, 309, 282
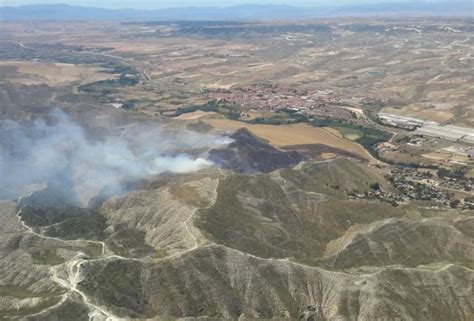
378, 113, 438, 130
415, 124, 474, 145
379, 113, 474, 145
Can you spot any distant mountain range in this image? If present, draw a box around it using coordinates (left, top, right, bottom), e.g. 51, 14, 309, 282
0, 2, 472, 21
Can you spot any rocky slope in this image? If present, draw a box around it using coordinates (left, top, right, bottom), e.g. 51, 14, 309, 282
78, 245, 473, 321
1, 157, 473, 320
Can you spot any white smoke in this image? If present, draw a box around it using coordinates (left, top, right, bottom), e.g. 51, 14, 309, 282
0, 110, 231, 205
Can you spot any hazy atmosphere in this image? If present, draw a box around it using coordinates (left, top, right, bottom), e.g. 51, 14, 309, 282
1, 0, 466, 8
0, 1, 473, 320
0, 110, 231, 204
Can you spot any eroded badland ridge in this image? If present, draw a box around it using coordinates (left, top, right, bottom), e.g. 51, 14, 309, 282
0, 16, 473, 320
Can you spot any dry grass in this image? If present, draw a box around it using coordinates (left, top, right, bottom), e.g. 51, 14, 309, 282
422, 152, 451, 161
0, 61, 113, 85
422, 152, 469, 163
321, 152, 338, 159
467, 169, 474, 179
381, 104, 454, 123
382, 151, 431, 165
4, 21, 471, 128
168, 183, 209, 208
204, 118, 373, 161
324, 223, 369, 257
174, 111, 216, 120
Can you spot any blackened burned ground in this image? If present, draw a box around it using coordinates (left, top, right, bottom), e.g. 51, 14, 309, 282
1, 18, 473, 319
282, 144, 367, 162
209, 128, 304, 173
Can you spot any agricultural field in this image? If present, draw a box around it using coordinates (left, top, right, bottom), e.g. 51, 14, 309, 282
0, 15, 473, 321
0, 61, 114, 86
1, 19, 473, 124
203, 118, 375, 162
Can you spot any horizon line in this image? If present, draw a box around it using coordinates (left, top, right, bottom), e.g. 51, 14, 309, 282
2, 1, 472, 11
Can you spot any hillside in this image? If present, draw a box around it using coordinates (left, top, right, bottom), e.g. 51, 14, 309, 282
2, 155, 473, 320
1, 10, 474, 320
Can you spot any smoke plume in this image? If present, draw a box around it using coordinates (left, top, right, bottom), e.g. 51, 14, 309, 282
0, 110, 231, 205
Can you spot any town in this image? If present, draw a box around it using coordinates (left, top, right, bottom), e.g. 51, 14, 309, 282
207, 83, 364, 122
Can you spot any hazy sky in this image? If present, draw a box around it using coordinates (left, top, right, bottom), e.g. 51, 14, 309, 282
0, 0, 450, 9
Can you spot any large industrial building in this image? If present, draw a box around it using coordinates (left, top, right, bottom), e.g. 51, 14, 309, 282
378, 113, 474, 145
415, 124, 474, 144
378, 113, 438, 130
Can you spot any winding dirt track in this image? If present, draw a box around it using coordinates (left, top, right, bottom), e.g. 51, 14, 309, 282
15, 202, 119, 321
13, 176, 223, 320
